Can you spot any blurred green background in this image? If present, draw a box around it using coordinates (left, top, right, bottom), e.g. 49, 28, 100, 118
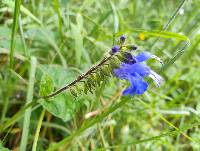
0, 0, 200, 150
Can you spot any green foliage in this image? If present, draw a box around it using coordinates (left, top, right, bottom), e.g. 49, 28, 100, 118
40, 93, 82, 122
38, 65, 82, 121
9, 0, 21, 69
39, 74, 54, 97
0, 142, 10, 151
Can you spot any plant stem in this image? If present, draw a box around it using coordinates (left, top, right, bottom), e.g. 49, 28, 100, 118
10, 0, 21, 69
1, 0, 21, 123
32, 109, 46, 151
42, 54, 114, 99
20, 57, 37, 151
19, 15, 28, 57
150, 0, 186, 50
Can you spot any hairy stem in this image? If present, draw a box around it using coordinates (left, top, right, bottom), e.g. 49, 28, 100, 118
42, 54, 114, 99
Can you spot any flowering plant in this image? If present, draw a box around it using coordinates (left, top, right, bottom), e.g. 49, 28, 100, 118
112, 35, 163, 95
42, 35, 163, 98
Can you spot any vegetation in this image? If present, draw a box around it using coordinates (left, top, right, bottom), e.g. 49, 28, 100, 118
0, 0, 200, 150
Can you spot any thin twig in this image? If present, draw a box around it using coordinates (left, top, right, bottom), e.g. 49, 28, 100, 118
42, 54, 114, 99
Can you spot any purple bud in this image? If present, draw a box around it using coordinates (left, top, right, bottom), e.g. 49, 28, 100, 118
123, 52, 137, 64
111, 45, 120, 54
131, 45, 137, 51
124, 52, 133, 60
125, 44, 137, 51
120, 35, 126, 44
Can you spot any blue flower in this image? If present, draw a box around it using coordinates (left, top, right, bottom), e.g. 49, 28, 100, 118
135, 51, 151, 62
122, 73, 148, 95
114, 51, 163, 95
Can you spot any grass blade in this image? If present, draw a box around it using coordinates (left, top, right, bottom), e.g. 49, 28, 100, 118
32, 109, 45, 151
1, 0, 21, 124
0, 101, 38, 132
3, 0, 42, 25
160, 41, 189, 72
162, 0, 186, 31
19, 57, 37, 151
9, 0, 21, 69
138, 99, 196, 143
116, 29, 189, 41
95, 122, 200, 150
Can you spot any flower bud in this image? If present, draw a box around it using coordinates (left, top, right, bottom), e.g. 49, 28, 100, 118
111, 45, 120, 54
120, 35, 126, 44
125, 44, 137, 51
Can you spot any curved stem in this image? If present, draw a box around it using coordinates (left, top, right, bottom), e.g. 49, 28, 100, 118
42, 54, 113, 99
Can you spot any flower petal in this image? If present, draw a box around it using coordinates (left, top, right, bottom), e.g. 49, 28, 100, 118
123, 74, 148, 95
114, 62, 150, 79
149, 70, 163, 87
121, 63, 151, 77
135, 51, 151, 62
113, 67, 127, 79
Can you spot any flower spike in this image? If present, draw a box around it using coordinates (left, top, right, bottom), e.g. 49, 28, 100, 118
41, 35, 163, 98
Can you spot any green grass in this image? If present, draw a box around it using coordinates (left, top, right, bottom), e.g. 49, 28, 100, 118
0, 0, 200, 150
20, 57, 37, 151
1, 0, 21, 124
9, 0, 21, 69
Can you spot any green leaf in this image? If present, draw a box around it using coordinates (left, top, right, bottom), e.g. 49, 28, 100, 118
38, 65, 81, 121
0, 142, 11, 151
39, 74, 54, 97
110, 2, 119, 34
38, 65, 78, 88
116, 29, 190, 41
76, 13, 83, 30
0, 27, 24, 53
40, 93, 81, 122
70, 22, 83, 65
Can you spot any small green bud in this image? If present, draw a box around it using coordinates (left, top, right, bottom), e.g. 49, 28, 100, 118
101, 66, 110, 76
110, 57, 120, 68
124, 44, 137, 51
75, 84, 82, 94
95, 73, 102, 86
85, 79, 94, 94
70, 88, 78, 97
89, 74, 96, 87
116, 54, 124, 61
84, 82, 89, 94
